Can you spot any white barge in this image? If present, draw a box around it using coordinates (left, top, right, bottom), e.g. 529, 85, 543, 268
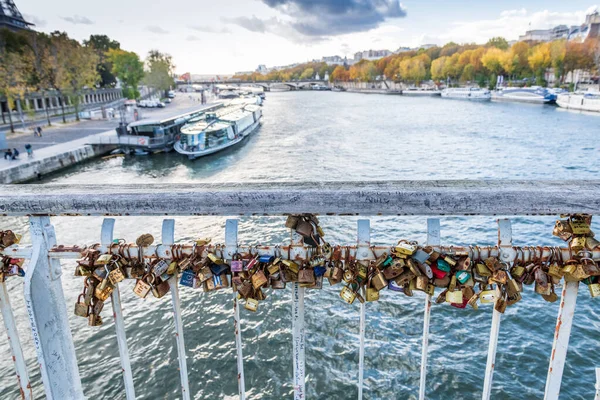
556, 92, 600, 113
174, 99, 262, 160
441, 87, 491, 101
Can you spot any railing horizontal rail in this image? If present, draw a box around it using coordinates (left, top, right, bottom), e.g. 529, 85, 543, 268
1, 180, 600, 216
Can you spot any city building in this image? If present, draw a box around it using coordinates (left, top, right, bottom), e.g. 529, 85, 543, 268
0, 0, 34, 31
518, 11, 600, 43
256, 65, 269, 74
354, 49, 393, 62
321, 55, 354, 66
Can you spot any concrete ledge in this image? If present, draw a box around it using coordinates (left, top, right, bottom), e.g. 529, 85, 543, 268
0, 181, 599, 216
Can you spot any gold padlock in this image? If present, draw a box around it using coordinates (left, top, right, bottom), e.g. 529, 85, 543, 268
446, 290, 463, 304
340, 286, 357, 304
366, 287, 379, 302
371, 270, 387, 291
589, 283, 600, 297
244, 298, 259, 312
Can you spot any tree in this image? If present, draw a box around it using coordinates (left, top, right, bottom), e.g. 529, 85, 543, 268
482, 48, 507, 76
300, 67, 314, 80
486, 37, 509, 50
331, 65, 348, 82
108, 49, 144, 99
528, 43, 551, 85
83, 34, 120, 87
56, 38, 99, 121
509, 41, 531, 78
549, 40, 566, 83
431, 56, 448, 81
0, 28, 31, 132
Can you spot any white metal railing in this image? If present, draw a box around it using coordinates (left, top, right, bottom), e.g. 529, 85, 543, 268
0, 182, 599, 400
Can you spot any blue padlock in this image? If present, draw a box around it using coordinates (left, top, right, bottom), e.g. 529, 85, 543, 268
180, 269, 197, 288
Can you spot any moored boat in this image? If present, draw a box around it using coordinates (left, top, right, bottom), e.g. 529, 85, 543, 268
402, 88, 441, 96
556, 91, 600, 113
441, 87, 491, 101
491, 87, 557, 104
174, 99, 263, 160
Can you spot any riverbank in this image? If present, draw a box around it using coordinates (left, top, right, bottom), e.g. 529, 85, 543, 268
0, 130, 116, 184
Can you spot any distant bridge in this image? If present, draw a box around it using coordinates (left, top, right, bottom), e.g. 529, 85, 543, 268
178, 80, 328, 91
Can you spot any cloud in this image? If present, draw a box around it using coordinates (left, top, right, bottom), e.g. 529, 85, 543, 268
189, 25, 231, 34
23, 14, 46, 27
186, 35, 200, 41
146, 25, 169, 34
60, 15, 94, 25
261, 0, 407, 36
435, 6, 598, 45
222, 15, 270, 33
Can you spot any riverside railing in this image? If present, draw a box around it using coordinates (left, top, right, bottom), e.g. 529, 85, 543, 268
0, 181, 599, 400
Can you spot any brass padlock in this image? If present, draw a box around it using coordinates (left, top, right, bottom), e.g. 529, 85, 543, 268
415, 276, 429, 292
244, 298, 259, 312
366, 286, 379, 302
446, 290, 463, 304
95, 284, 114, 301
297, 267, 315, 285
95, 254, 113, 266
285, 215, 300, 229
476, 262, 492, 277
570, 236, 587, 253
394, 242, 416, 256
371, 270, 387, 291
340, 286, 357, 305
108, 267, 126, 285
152, 278, 171, 298
569, 216, 591, 235
589, 283, 600, 297
133, 277, 152, 298
74, 294, 89, 318
553, 220, 573, 241
282, 260, 299, 274
484, 257, 500, 272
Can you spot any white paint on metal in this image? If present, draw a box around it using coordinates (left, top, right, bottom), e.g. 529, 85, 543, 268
595, 368, 600, 400
543, 280, 579, 400
225, 219, 246, 400
291, 229, 305, 400
0, 281, 32, 400
2, 181, 600, 216
101, 218, 136, 400
420, 218, 440, 400
162, 219, 191, 400
24, 216, 84, 400
482, 219, 511, 400
357, 219, 370, 400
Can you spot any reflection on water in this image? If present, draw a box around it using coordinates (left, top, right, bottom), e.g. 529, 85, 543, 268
1, 92, 600, 399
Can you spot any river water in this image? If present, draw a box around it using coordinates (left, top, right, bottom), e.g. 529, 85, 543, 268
1, 91, 600, 399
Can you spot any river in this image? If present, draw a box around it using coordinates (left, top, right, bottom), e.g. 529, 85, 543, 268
1, 91, 599, 399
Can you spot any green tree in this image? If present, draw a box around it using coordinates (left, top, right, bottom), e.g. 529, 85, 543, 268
0, 28, 31, 132
56, 38, 99, 121
528, 43, 551, 85
300, 67, 314, 80
108, 49, 144, 99
83, 34, 121, 87
486, 37, 509, 50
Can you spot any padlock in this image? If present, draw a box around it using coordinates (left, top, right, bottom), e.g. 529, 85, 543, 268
455, 270, 471, 284
197, 266, 213, 282
133, 276, 152, 298
88, 313, 103, 327
180, 269, 199, 288
244, 298, 259, 312
589, 283, 600, 297
415, 275, 429, 292
456, 256, 471, 271
436, 259, 451, 273
366, 286, 379, 302
195, 238, 211, 246
356, 263, 368, 282
252, 269, 269, 289
74, 294, 89, 317
569, 216, 591, 235
491, 270, 508, 285
281, 260, 299, 274
371, 270, 387, 291
443, 256, 457, 267
446, 290, 463, 304
108, 266, 126, 285
406, 259, 422, 277
476, 262, 492, 277
570, 236, 587, 253
166, 261, 178, 275
152, 259, 169, 276
412, 249, 430, 264
340, 286, 357, 304
394, 269, 415, 287
388, 279, 404, 292
95, 284, 114, 301
395, 242, 416, 256
136, 233, 154, 247
271, 276, 286, 290
547, 263, 564, 279
285, 215, 300, 229
553, 219, 573, 241
495, 298, 507, 314
95, 254, 113, 266
237, 282, 253, 298
151, 278, 171, 298
431, 263, 447, 279
267, 258, 281, 275
298, 267, 315, 285
484, 257, 500, 272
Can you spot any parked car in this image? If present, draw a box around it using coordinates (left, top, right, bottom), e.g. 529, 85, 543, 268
157, 102, 166, 108
168, 90, 175, 98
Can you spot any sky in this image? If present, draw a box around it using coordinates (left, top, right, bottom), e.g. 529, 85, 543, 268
17, 0, 600, 75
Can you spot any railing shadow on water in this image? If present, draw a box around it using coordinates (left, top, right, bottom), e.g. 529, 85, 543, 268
0, 181, 599, 400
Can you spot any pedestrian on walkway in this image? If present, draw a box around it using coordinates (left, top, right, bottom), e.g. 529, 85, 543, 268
4, 149, 13, 160
36, 126, 43, 137
12, 148, 19, 160
25, 144, 33, 158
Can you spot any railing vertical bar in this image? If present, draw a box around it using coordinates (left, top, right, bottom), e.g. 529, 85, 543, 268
0, 280, 32, 400
161, 219, 190, 400
543, 280, 579, 400
419, 218, 440, 400
24, 216, 84, 400
225, 219, 245, 400
291, 230, 305, 400
101, 218, 136, 400
595, 368, 600, 400
356, 219, 370, 400
482, 218, 511, 400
